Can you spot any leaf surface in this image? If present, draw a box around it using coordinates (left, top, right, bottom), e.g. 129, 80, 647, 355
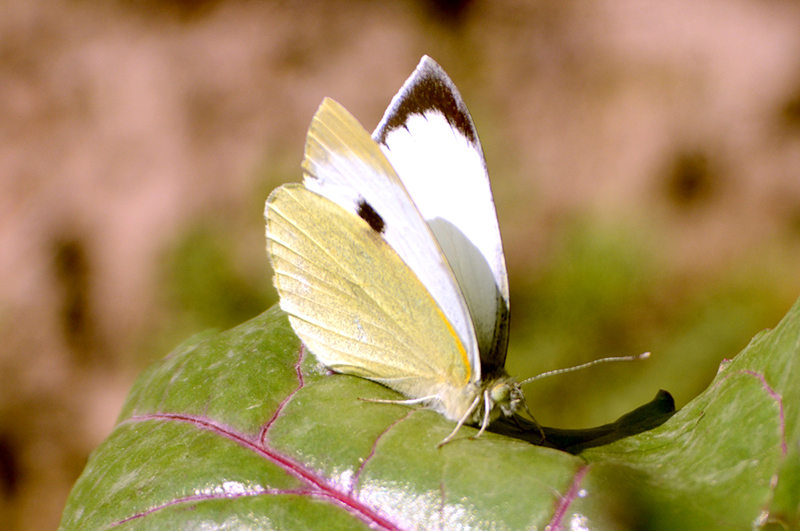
59, 297, 800, 530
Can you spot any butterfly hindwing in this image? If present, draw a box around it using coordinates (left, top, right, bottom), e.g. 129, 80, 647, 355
266, 183, 472, 397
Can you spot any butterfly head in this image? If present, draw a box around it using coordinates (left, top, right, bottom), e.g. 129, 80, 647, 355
479, 374, 544, 443
486, 375, 525, 419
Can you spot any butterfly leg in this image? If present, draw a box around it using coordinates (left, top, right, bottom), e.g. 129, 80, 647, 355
472, 390, 494, 439
437, 393, 482, 448
358, 395, 437, 407
520, 400, 546, 441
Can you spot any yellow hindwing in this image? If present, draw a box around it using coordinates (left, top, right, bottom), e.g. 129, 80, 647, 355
266, 184, 471, 397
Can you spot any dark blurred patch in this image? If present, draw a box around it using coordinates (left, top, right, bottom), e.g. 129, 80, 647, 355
272, 30, 327, 74
663, 149, 718, 209
418, 0, 476, 25
53, 238, 96, 364
0, 434, 19, 499
184, 86, 228, 147
787, 204, 800, 239
778, 85, 800, 132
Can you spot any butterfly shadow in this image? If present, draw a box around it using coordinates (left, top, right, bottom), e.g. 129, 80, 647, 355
489, 389, 676, 455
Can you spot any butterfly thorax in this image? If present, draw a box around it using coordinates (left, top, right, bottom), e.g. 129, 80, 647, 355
431, 380, 484, 423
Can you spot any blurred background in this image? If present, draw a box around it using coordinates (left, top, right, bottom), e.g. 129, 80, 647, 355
2, 0, 800, 528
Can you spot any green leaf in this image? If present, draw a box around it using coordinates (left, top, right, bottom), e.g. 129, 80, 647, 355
60, 296, 800, 530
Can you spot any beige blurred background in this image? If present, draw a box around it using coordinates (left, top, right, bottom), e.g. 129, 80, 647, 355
2, 0, 800, 529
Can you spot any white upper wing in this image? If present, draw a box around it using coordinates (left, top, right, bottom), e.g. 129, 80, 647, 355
302, 98, 482, 382
373, 56, 510, 374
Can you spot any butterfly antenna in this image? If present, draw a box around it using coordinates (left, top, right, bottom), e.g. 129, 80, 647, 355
519, 352, 650, 386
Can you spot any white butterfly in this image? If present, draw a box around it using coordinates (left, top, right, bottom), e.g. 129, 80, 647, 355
266, 56, 624, 445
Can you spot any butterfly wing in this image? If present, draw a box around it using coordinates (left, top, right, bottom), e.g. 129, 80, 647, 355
266, 183, 473, 402
373, 56, 510, 374
299, 97, 482, 382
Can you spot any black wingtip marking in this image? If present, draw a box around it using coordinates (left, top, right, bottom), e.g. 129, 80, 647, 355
357, 200, 385, 234
374, 56, 479, 146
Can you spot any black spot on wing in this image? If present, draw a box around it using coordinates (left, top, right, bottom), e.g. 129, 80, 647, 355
374, 56, 479, 146
357, 199, 385, 234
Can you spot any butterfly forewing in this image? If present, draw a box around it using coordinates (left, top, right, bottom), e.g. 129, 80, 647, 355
301, 98, 482, 379
372, 56, 510, 373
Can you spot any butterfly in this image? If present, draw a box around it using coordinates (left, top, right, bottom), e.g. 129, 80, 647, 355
265, 56, 644, 445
